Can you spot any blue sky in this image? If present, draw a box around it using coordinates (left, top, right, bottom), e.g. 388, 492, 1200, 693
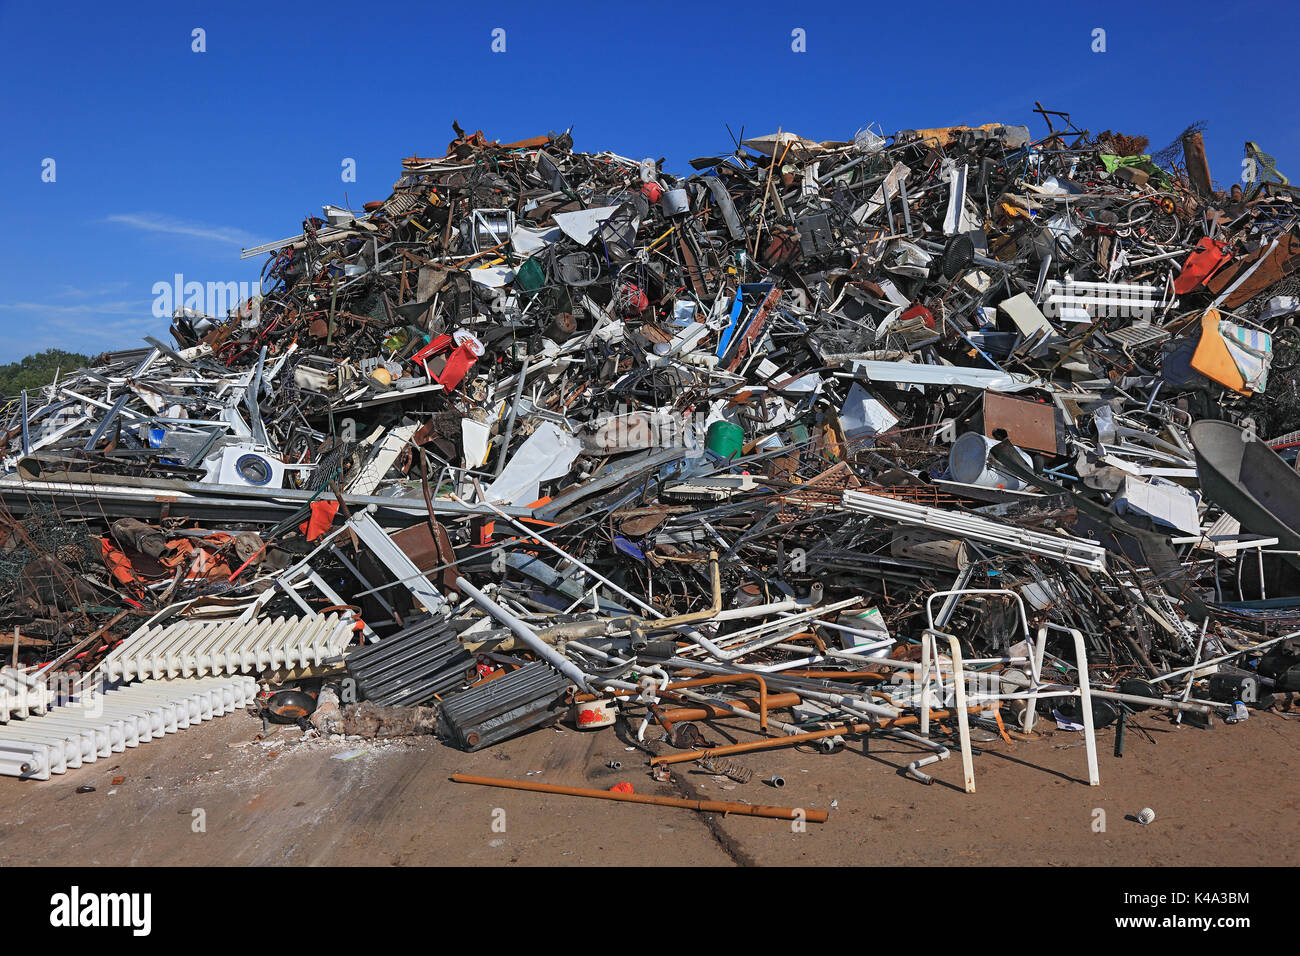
1, 0, 1296, 362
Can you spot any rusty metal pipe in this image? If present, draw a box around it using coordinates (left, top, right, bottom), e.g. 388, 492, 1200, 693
662, 674, 771, 729
582, 675, 784, 729
451, 774, 827, 823
662, 692, 801, 722
779, 670, 887, 681
648, 706, 993, 767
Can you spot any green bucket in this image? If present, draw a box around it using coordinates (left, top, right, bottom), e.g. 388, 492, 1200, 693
705, 421, 744, 459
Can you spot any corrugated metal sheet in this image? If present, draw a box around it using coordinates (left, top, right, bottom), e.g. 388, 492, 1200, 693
99, 613, 355, 682
0, 675, 258, 780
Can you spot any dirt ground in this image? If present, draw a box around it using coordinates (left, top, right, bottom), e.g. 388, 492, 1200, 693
1, 702, 1296, 866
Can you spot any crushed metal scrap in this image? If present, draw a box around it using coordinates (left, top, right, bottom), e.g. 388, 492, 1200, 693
2, 111, 1299, 811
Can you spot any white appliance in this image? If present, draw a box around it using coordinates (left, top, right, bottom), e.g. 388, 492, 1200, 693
203, 445, 285, 489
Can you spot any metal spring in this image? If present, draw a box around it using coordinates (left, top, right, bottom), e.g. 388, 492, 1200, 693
699, 755, 752, 784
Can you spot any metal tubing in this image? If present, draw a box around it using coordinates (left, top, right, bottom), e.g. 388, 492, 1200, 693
892, 728, 950, 785
1055, 624, 1100, 786
451, 774, 827, 823
455, 576, 592, 690
648, 707, 990, 767
1150, 631, 1296, 684
946, 633, 976, 793
679, 597, 858, 663
659, 692, 801, 722
494, 355, 530, 477
662, 673, 770, 729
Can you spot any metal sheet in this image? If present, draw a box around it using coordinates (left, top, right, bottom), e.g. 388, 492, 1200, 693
982, 392, 1059, 454
851, 359, 1041, 393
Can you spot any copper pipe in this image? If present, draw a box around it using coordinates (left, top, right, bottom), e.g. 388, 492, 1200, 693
451, 774, 827, 823
663, 692, 801, 722
662, 674, 770, 729
648, 706, 993, 766
778, 631, 828, 652
574, 689, 800, 724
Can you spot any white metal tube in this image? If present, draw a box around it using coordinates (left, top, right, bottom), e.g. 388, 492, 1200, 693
946, 633, 976, 793
457, 576, 593, 690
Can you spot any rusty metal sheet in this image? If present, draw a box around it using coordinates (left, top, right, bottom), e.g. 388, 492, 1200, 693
983, 392, 1058, 455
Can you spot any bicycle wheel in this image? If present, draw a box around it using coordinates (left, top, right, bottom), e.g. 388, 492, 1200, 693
1272, 326, 1300, 372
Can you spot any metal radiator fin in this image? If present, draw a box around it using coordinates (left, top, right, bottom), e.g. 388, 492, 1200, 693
0, 675, 258, 781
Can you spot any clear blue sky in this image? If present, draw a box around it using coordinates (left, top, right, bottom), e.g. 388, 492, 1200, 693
1, 0, 1296, 362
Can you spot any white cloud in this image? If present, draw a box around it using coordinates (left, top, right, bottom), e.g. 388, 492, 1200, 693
104, 213, 266, 248
51, 281, 131, 299
0, 300, 163, 360
0, 300, 139, 316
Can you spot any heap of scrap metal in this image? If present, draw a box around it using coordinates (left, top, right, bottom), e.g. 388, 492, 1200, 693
2, 111, 1299, 794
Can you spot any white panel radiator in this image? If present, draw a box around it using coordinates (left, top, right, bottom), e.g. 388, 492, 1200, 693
0, 667, 54, 723
99, 613, 355, 682
0, 675, 258, 781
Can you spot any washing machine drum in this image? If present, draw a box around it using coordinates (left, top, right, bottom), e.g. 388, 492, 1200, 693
234, 453, 276, 486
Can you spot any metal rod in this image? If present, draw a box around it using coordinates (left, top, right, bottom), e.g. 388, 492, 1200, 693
451, 774, 828, 823
455, 575, 592, 690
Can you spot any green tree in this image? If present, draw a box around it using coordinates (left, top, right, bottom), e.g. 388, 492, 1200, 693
0, 349, 91, 398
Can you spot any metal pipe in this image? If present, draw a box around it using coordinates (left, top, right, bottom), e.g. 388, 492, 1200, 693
994, 672, 1217, 714
648, 707, 991, 767
494, 355, 530, 478
460, 488, 665, 620
1177, 618, 1211, 723
892, 728, 951, 785
568, 643, 801, 734
663, 656, 898, 719
455, 576, 592, 690
1150, 631, 1296, 684
678, 598, 859, 662
662, 674, 770, 729
451, 773, 827, 823
946, 632, 976, 792
658, 693, 801, 722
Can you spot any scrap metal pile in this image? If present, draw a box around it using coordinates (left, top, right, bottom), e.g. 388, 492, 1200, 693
3, 110, 1300, 800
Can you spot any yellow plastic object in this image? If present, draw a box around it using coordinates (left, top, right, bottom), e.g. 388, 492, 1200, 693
1190, 309, 1250, 395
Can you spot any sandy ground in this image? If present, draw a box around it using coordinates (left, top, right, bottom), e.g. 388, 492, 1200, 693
0, 701, 1296, 866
